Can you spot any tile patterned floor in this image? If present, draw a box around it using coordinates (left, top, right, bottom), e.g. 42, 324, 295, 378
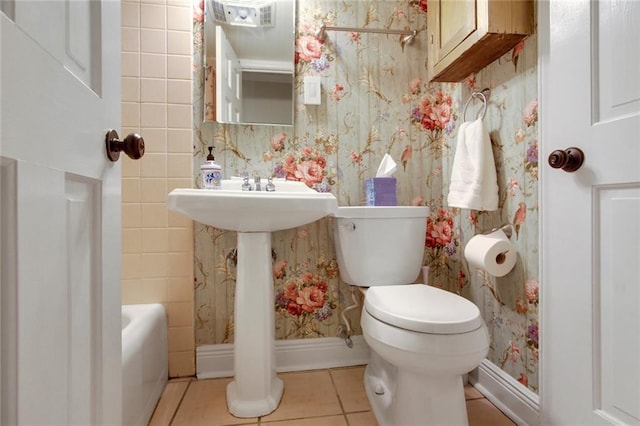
149, 366, 515, 426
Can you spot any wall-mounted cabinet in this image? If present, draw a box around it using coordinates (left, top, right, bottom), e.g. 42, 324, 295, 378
428, 0, 534, 82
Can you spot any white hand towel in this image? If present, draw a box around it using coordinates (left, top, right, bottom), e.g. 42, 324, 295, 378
447, 118, 499, 211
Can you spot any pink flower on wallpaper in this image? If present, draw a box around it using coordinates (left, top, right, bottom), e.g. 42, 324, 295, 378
316, 280, 328, 293
350, 151, 363, 165
284, 282, 298, 301
296, 286, 326, 313
331, 84, 344, 101
273, 260, 288, 279
465, 74, 476, 89
298, 22, 316, 34
509, 340, 521, 362
349, 32, 361, 43
282, 154, 297, 174
525, 279, 539, 305
286, 301, 302, 316
409, 78, 422, 94
411, 0, 428, 14
456, 270, 466, 290
507, 176, 520, 198
517, 373, 529, 387
426, 210, 454, 248
524, 99, 538, 127
296, 35, 323, 62
275, 144, 329, 191
514, 128, 526, 143
271, 133, 286, 151
276, 271, 331, 320
314, 156, 327, 169
468, 211, 478, 227
301, 146, 314, 158
194, 0, 204, 22
263, 151, 274, 162
325, 261, 338, 279
294, 160, 324, 186
413, 91, 453, 132
410, 196, 425, 206
515, 298, 528, 314
323, 137, 338, 154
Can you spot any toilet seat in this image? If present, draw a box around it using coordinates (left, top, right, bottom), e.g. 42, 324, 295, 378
364, 284, 483, 335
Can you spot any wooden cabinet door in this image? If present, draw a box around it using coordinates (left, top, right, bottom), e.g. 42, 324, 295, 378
431, 0, 477, 67
428, 0, 532, 82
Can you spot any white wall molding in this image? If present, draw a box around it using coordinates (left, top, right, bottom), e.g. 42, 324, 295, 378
197, 336, 371, 379
469, 359, 539, 426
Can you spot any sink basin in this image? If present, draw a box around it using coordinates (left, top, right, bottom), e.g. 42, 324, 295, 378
166, 179, 338, 232
166, 178, 337, 417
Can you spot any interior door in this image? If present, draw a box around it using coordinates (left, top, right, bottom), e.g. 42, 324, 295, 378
216, 25, 242, 122
540, 0, 640, 424
1, 1, 122, 424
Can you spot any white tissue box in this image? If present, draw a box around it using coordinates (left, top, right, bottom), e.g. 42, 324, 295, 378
365, 177, 397, 206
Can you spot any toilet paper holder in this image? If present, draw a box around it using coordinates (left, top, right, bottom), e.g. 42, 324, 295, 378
482, 224, 513, 239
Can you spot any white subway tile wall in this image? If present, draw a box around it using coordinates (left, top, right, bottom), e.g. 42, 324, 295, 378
121, 0, 194, 377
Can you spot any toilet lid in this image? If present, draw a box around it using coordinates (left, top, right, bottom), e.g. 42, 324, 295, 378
364, 284, 483, 334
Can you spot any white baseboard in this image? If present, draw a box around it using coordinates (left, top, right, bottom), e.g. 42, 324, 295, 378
469, 359, 540, 426
197, 335, 371, 379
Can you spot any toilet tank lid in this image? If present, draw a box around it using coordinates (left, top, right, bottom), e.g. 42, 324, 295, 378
364, 284, 484, 334
333, 206, 429, 219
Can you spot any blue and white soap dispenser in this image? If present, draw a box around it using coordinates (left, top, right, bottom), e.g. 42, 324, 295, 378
200, 146, 222, 189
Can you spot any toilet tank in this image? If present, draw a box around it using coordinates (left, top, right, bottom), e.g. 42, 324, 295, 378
332, 206, 429, 286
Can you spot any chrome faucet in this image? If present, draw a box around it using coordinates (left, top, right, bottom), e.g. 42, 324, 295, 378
265, 177, 276, 192
241, 176, 252, 191
241, 174, 275, 191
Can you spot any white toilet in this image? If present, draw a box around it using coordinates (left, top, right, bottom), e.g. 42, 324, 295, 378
333, 206, 489, 426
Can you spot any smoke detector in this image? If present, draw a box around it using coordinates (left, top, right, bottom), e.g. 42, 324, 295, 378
211, 0, 274, 27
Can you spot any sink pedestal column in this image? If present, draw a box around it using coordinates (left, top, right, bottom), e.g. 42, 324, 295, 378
226, 232, 283, 418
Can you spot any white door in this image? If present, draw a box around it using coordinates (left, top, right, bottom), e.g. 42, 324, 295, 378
216, 25, 242, 122
540, 0, 640, 424
1, 1, 123, 424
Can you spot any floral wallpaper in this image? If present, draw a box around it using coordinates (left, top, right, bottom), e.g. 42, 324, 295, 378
192, 0, 539, 393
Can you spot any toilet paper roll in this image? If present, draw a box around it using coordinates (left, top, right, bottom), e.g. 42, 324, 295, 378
464, 229, 517, 277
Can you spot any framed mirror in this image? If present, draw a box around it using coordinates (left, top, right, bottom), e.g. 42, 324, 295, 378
204, 0, 295, 126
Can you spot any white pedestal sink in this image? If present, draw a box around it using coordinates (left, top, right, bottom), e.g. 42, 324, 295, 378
167, 179, 338, 417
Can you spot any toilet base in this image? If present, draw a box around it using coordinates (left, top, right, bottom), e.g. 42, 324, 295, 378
364, 352, 469, 426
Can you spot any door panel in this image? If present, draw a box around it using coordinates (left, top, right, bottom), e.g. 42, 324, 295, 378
595, 0, 640, 122
541, 0, 640, 424
1, 0, 122, 423
216, 25, 242, 123
597, 186, 640, 424
66, 175, 101, 425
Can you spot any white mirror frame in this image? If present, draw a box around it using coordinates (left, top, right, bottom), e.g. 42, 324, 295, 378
203, 0, 296, 127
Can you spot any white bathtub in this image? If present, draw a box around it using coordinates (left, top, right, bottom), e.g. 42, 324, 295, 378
122, 304, 168, 426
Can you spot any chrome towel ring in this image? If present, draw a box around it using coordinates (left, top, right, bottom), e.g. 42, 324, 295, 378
462, 88, 491, 121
